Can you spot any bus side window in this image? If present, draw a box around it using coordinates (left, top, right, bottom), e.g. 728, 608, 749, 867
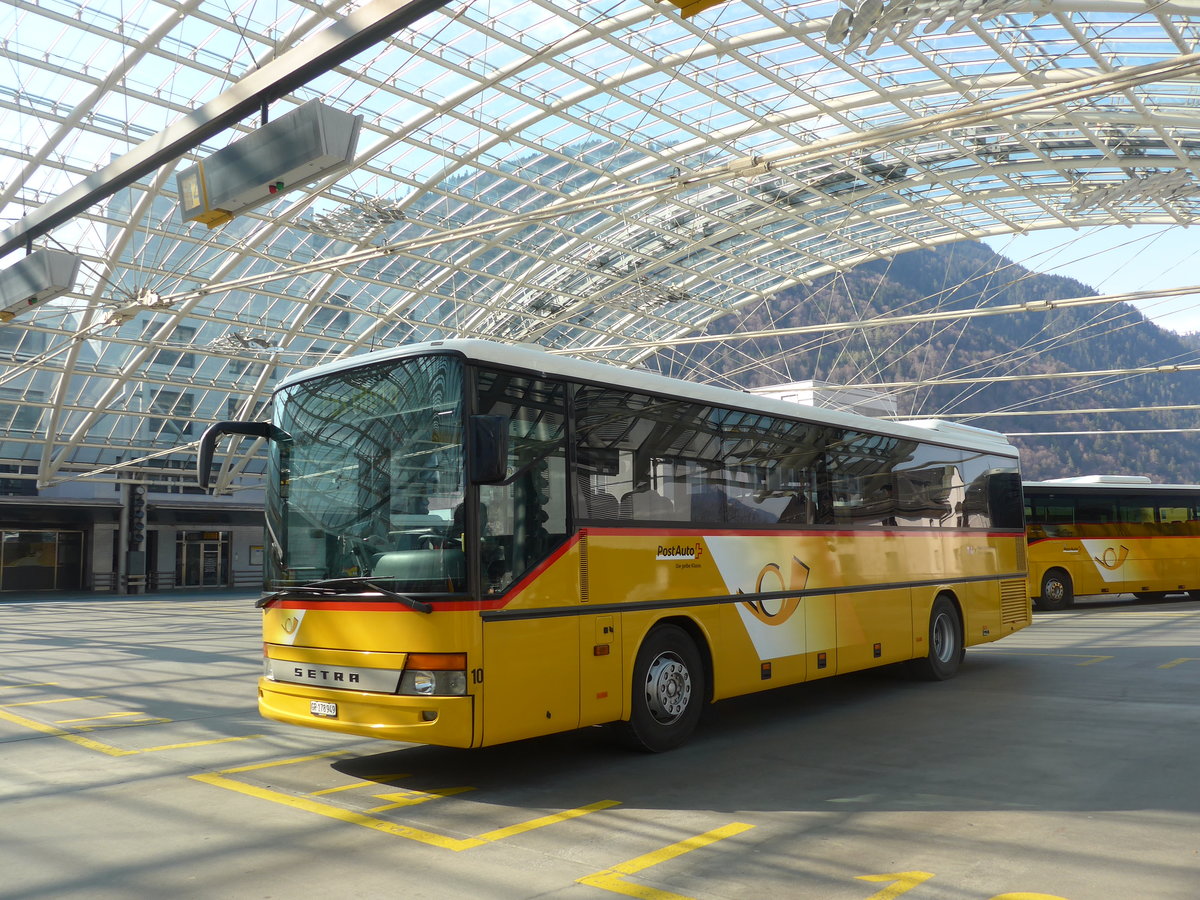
575, 449, 620, 520
575, 387, 719, 525
476, 370, 568, 594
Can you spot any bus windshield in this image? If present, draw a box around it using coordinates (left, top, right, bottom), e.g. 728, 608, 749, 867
266, 354, 466, 593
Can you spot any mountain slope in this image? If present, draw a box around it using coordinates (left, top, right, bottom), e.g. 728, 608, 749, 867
651, 241, 1200, 483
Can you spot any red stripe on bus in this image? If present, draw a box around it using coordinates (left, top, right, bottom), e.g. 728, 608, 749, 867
581, 526, 1022, 538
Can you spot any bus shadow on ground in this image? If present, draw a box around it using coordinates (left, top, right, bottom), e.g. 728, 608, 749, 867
327, 651, 1200, 818
1041, 591, 1196, 611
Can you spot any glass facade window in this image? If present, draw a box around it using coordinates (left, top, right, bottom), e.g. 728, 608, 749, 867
176, 531, 230, 587
146, 389, 195, 438
150, 325, 197, 369
0, 531, 83, 593
0, 464, 38, 497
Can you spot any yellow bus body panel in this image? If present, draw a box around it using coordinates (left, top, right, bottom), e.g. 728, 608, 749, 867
261, 528, 1029, 748
259, 678, 476, 745
1028, 531, 1200, 599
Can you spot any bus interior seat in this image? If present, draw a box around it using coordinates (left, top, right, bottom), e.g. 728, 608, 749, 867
620, 487, 673, 519
586, 490, 619, 519
373, 548, 466, 582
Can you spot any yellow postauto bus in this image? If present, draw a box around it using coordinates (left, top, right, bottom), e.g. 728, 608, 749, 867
199, 340, 1030, 751
1024, 475, 1200, 610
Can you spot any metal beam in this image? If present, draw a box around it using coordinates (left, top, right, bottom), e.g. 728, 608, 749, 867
0, 0, 451, 259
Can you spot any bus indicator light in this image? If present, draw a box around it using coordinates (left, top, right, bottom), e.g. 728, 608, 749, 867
760, 661, 772, 680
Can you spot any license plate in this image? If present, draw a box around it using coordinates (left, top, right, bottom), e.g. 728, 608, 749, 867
310, 700, 338, 718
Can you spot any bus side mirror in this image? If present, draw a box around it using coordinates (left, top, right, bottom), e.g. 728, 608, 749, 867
197, 420, 285, 489
470, 415, 509, 484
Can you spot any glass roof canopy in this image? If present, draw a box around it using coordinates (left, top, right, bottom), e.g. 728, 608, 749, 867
2, 0, 1200, 490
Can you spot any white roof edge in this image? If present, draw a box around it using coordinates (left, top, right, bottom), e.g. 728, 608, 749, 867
1037, 475, 1153, 484
901, 418, 1016, 448
278, 340, 1018, 456
1026, 475, 1200, 490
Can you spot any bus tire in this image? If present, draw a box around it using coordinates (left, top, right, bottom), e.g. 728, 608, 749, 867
1037, 569, 1073, 611
623, 624, 704, 753
908, 595, 962, 682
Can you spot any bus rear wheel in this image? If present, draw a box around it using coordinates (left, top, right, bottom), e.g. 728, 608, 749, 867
1037, 569, 1073, 611
907, 595, 963, 681
623, 624, 704, 753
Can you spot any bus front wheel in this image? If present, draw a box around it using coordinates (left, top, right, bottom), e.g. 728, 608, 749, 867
1037, 569, 1073, 611
908, 595, 963, 681
623, 624, 705, 753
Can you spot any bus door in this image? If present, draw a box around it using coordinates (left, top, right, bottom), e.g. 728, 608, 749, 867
475, 370, 581, 746
577, 540, 623, 727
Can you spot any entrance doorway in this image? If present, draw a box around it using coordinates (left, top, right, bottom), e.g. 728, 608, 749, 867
176, 532, 230, 588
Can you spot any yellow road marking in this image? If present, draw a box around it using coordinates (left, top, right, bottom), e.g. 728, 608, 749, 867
0, 706, 137, 757
0, 682, 59, 690
312, 773, 410, 795
1, 695, 104, 707
474, 800, 619, 842
192, 765, 617, 851
857, 871, 935, 899
55, 712, 143, 724
71, 717, 172, 731
210, 750, 353, 774
1158, 657, 1200, 669
577, 822, 754, 899
367, 785, 474, 812
139, 735, 265, 752
1110, 610, 1198, 616
1, 702, 261, 754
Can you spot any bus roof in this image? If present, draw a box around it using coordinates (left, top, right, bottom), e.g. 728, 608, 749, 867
278, 339, 1018, 457
1025, 476, 1200, 492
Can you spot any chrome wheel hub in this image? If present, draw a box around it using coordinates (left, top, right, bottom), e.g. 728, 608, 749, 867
644, 652, 691, 724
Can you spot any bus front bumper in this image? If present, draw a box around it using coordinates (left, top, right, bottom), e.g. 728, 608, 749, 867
258, 677, 477, 747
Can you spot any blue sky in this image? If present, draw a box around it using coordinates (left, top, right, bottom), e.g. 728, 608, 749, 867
981, 225, 1200, 335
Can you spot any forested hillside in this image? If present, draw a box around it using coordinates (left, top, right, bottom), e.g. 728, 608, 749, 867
650, 241, 1200, 483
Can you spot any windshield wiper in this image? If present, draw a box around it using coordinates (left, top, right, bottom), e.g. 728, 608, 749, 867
256, 577, 433, 613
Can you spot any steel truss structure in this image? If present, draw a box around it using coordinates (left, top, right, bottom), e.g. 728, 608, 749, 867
2, 0, 1200, 490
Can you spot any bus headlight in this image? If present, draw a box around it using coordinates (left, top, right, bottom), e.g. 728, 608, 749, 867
398, 653, 468, 696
